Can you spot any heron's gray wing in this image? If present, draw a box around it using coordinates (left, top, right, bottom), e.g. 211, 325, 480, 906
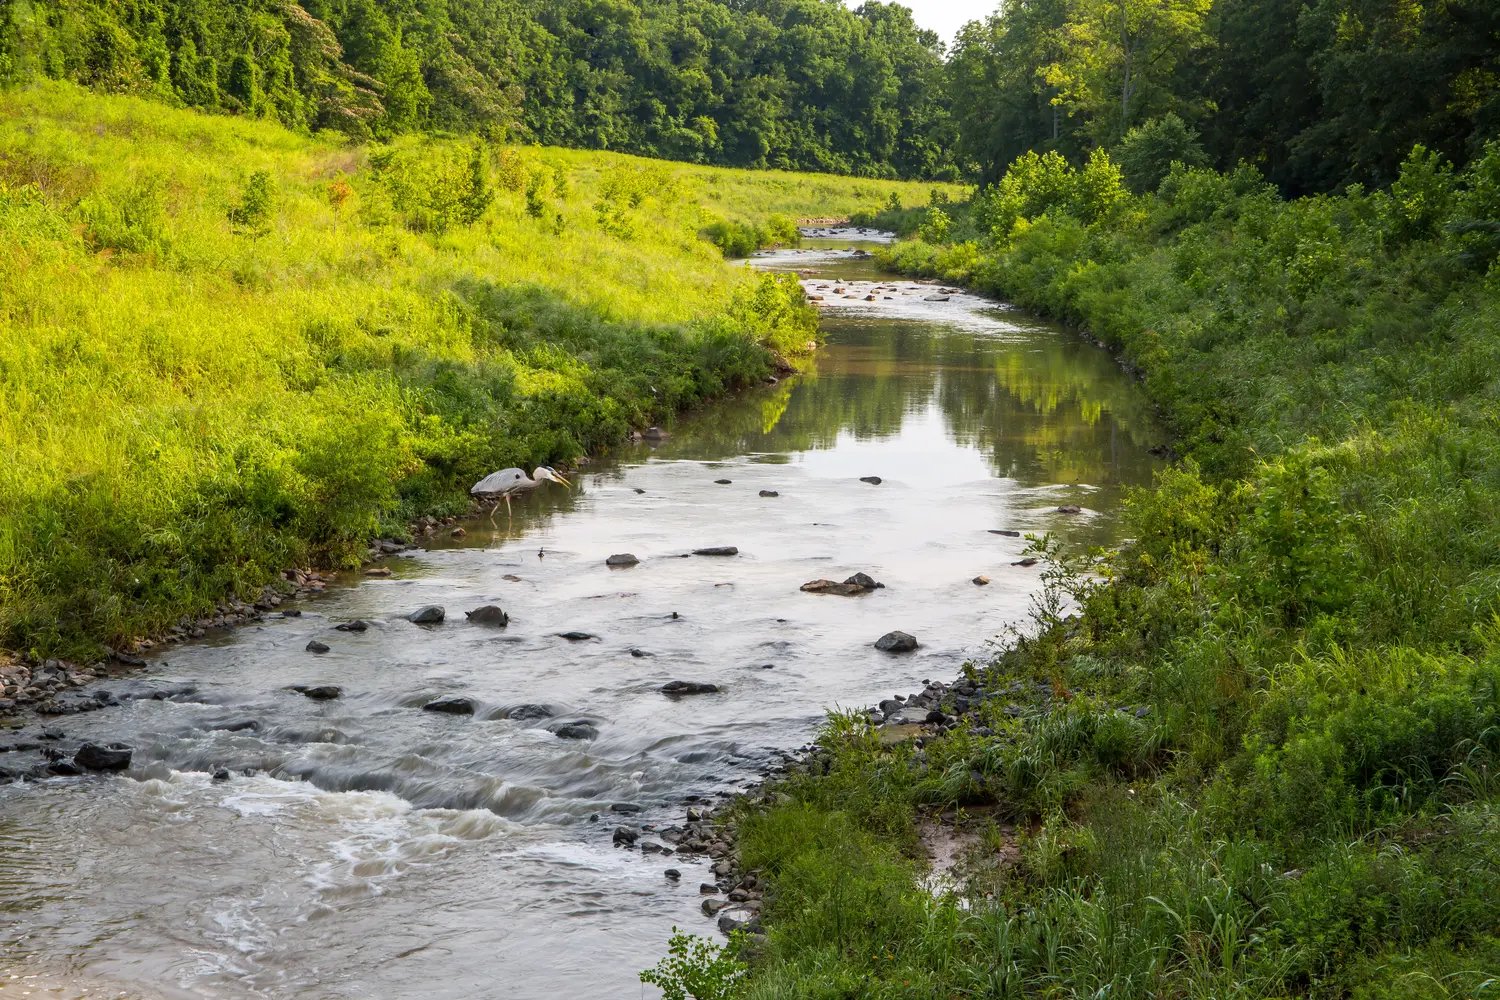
471, 468, 527, 495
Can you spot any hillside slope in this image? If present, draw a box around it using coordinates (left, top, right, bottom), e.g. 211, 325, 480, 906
0, 81, 946, 658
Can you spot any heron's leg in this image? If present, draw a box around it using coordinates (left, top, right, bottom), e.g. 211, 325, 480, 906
505, 494, 513, 521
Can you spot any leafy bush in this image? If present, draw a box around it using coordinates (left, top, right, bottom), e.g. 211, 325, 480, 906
1115, 113, 1210, 194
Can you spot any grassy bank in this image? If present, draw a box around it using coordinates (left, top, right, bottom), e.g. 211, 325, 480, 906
0, 81, 948, 660
655, 148, 1500, 997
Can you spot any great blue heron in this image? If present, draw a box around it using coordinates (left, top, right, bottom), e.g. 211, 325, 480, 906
471, 466, 571, 519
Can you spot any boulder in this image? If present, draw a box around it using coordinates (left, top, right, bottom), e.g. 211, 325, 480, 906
74, 743, 132, 772
612, 826, 640, 847
335, 620, 370, 632
1012, 558, 1039, 567
661, 680, 720, 697
692, 546, 739, 557
305, 640, 330, 654
423, 697, 476, 716
301, 686, 342, 701
407, 606, 445, 625
713, 479, 733, 485
554, 722, 599, 740
465, 605, 509, 627
504, 704, 554, 721
606, 554, 640, 567
801, 572, 882, 597
874, 631, 919, 653
859, 476, 883, 485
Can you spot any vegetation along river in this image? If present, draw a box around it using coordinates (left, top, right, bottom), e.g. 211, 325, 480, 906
0, 231, 1164, 999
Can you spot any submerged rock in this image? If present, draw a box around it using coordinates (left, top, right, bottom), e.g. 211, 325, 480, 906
556, 631, 597, 641
423, 697, 476, 716
554, 722, 599, 740
759, 490, 780, 498
661, 680, 720, 697
1012, 558, 1039, 568
988, 529, 1021, 537
713, 479, 733, 485
874, 631, 919, 653
465, 605, 509, 627
504, 704, 554, 721
300, 685, 343, 701
860, 475, 883, 485
335, 620, 370, 632
407, 606, 445, 625
692, 546, 739, 557
606, 554, 640, 567
305, 640, 330, 654
74, 743, 132, 772
1056, 505, 1083, 514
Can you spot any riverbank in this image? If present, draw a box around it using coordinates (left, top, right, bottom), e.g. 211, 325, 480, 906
663, 150, 1500, 997
0, 82, 954, 665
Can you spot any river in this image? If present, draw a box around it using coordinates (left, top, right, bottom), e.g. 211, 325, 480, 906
0, 231, 1162, 999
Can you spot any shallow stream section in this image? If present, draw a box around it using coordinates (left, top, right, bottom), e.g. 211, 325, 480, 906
0, 230, 1163, 999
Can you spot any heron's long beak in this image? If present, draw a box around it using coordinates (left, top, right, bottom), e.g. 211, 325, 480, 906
553, 472, 572, 489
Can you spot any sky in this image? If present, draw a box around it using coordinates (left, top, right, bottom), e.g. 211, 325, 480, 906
844, 0, 996, 46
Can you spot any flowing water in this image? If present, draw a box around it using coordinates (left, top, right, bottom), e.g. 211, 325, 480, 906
0, 232, 1163, 999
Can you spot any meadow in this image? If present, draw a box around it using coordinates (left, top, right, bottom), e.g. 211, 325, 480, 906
655, 146, 1500, 997
0, 81, 947, 659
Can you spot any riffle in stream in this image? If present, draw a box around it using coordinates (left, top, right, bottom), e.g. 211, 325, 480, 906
0, 231, 1163, 999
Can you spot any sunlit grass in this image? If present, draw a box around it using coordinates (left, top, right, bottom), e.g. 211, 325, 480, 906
0, 80, 950, 657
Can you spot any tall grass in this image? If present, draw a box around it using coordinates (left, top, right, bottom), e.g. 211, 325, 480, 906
0, 80, 947, 658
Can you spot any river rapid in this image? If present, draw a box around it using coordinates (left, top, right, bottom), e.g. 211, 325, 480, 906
0, 231, 1163, 999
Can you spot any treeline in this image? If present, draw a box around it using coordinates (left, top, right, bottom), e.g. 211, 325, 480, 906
948, 0, 1500, 193
0, 0, 956, 178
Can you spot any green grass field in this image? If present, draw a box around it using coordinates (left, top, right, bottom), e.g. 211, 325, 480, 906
0, 81, 952, 660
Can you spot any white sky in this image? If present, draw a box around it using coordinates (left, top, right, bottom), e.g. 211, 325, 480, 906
845, 0, 997, 46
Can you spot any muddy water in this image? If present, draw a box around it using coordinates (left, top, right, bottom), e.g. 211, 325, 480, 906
0, 233, 1163, 999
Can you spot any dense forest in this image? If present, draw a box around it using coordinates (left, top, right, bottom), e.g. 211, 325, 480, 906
0, 0, 957, 178
948, 0, 1500, 192
4, 0, 1498, 190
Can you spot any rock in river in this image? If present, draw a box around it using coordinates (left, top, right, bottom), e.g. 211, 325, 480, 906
407, 606, 445, 625
606, 554, 640, 567
335, 620, 370, 632
860, 476, 883, 485
661, 680, 721, 697
874, 631, 919, 653
1056, 504, 1083, 514
557, 631, 597, 641
465, 605, 509, 627
692, 546, 739, 557
759, 490, 780, 498
973, 575, 991, 586
423, 697, 476, 716
801, 573, 882, 596
74, 743, 132, 772
299, 685, 343, 700
554, 722, 599, 740
305, 640, 331, 654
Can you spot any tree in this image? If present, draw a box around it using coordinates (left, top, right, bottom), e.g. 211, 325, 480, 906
1044, 0, 1213, 145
